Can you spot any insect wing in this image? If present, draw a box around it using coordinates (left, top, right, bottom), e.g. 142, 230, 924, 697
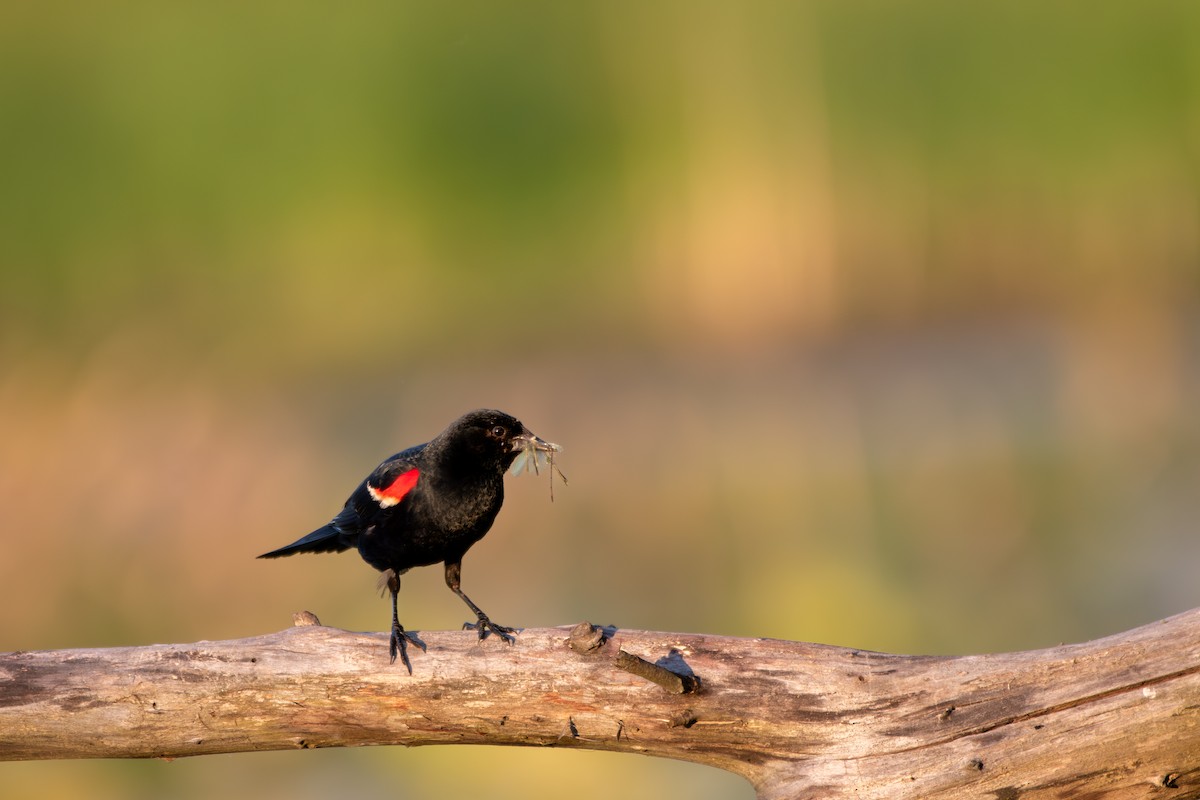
510, 448, 532, 477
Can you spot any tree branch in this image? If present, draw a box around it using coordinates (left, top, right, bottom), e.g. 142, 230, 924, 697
2, 609, 1199, 798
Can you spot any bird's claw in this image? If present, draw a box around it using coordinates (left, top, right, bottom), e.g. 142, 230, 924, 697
463, 616, 518, 644
389, 625, 427, 674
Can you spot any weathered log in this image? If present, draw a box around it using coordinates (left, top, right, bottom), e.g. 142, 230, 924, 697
1, 609, 1198, 799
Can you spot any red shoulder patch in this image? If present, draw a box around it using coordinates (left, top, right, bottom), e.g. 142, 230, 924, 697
367, 468, 419, 508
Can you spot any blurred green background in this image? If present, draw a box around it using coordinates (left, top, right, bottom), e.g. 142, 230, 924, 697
3, 2, 1199, 798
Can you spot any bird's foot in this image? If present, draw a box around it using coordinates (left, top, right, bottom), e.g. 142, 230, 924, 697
389, 624, 427, 674
463, 616, 518, 644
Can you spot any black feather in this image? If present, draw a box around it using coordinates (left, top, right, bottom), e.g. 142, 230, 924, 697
257, 523, 354, 558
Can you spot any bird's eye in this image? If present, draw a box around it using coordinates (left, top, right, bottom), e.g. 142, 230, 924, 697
491, 425, 506, 438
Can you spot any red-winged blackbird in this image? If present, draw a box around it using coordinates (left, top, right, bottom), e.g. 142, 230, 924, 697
258, 409, 554, 671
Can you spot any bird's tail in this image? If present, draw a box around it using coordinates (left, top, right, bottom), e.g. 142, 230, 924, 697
257, 524, 354, 559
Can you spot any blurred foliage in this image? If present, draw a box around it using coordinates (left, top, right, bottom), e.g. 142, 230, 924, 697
2, 2, 1199, 799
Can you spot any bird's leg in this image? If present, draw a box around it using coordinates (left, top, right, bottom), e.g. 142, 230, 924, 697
444, 560, 517, 643
386, 570, 426, 673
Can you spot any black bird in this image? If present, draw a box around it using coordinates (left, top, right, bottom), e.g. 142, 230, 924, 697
258, 409, 554, 671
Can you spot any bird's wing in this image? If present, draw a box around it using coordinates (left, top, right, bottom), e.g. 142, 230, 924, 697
257, 444, 427, 559
356, 443, 425, 512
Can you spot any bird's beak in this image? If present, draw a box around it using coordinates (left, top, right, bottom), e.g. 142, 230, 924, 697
509, 429, 558, 455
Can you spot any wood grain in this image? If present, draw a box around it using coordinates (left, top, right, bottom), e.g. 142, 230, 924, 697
2, 610, 1198, 799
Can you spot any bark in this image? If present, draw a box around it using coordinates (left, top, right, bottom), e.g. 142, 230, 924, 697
1, 609, 1199, 799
